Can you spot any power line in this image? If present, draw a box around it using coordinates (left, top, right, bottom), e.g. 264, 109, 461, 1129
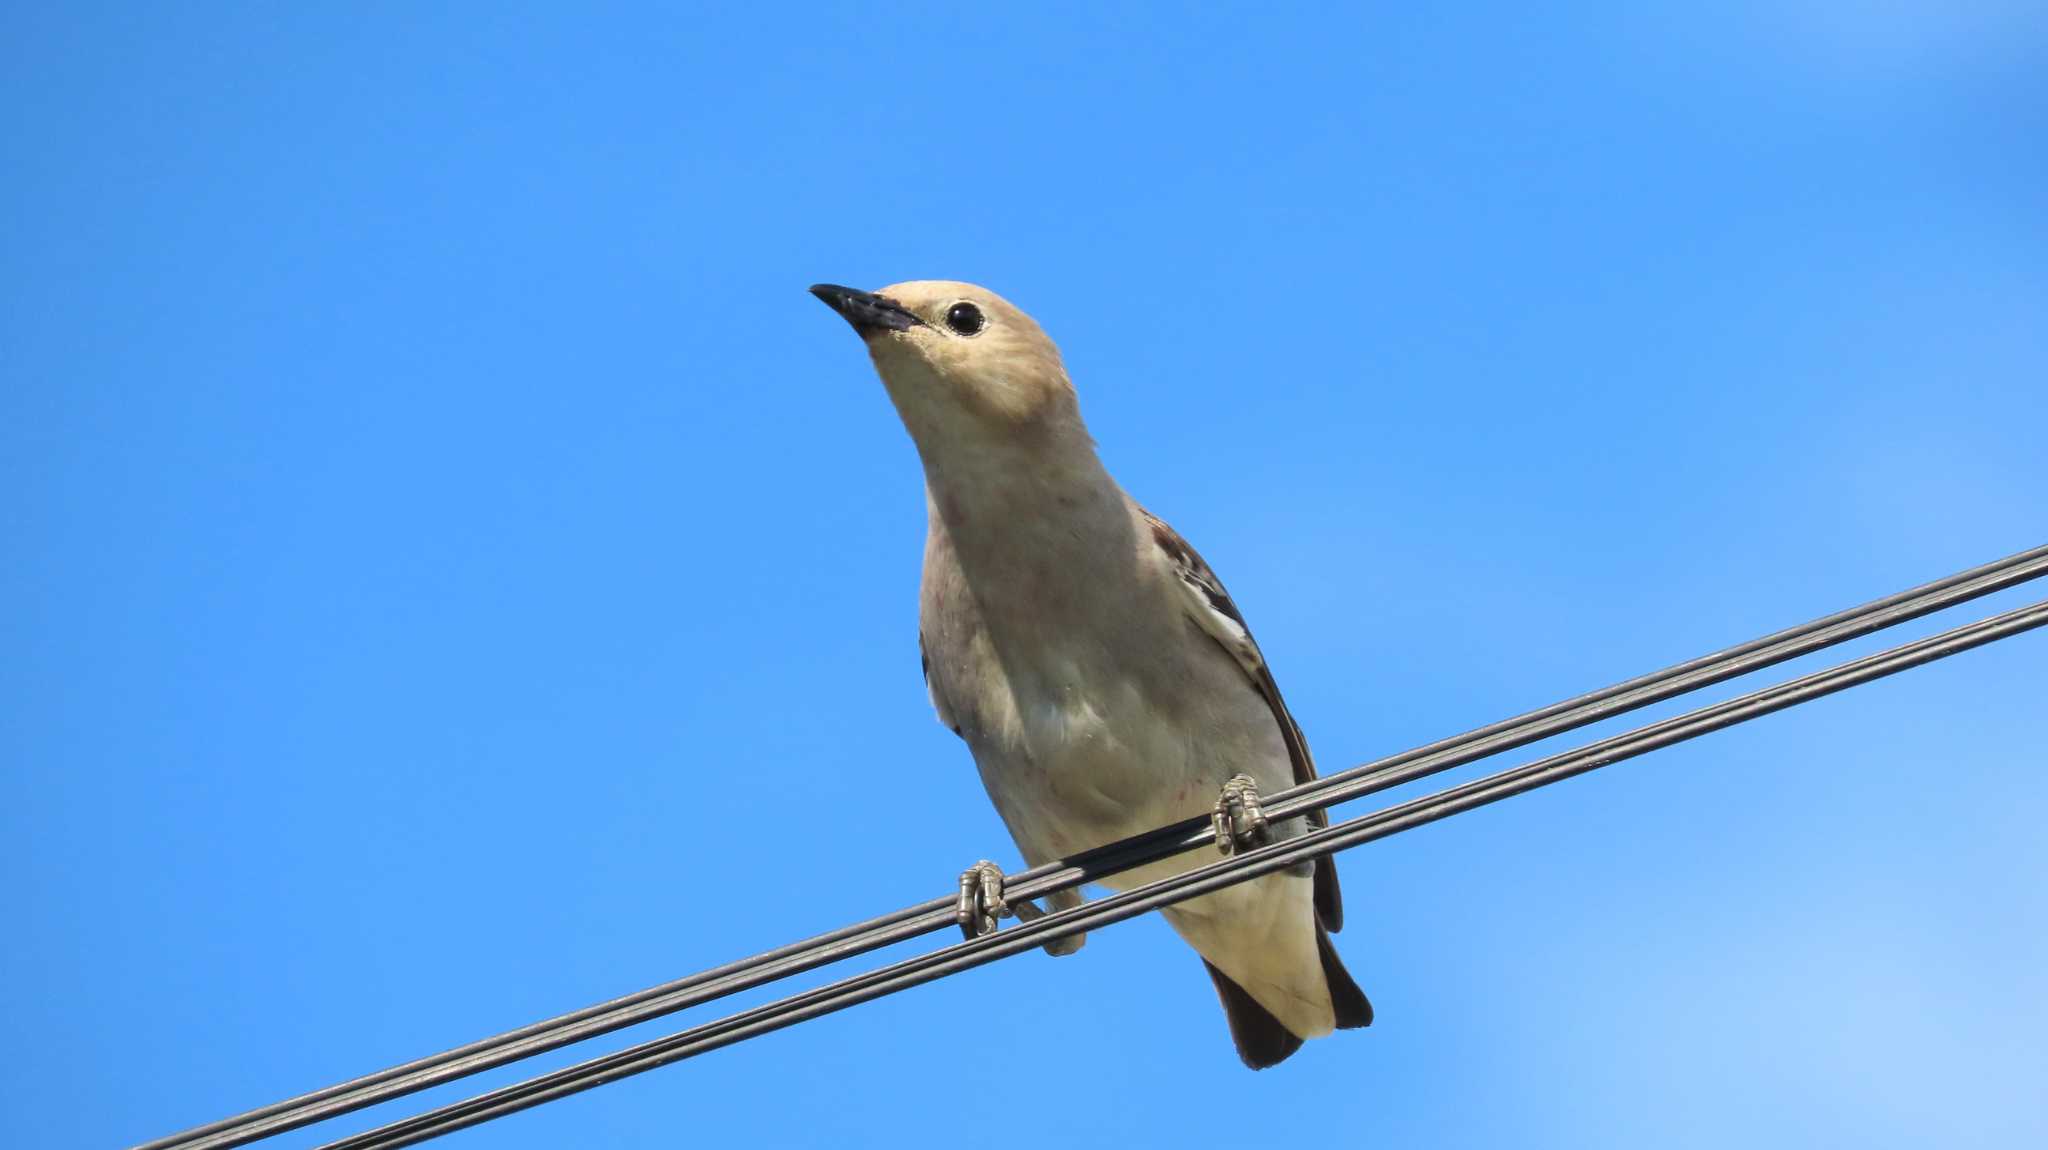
316, 595, 2048, 1150
139, 544, 2048, 1150
145, 546, 2048, 1150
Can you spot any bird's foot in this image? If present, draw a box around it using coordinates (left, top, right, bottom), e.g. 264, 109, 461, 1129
1212, 773, 1271, 856
956, 860, 1010, 939
955, 860, 1085, 956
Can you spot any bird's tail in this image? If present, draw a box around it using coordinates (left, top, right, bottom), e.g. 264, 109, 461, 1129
1202, 924, 1372, 1070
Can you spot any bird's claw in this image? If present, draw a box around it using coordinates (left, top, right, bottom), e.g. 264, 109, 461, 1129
1212, 773, 1271, 856
954, 860, 1079, 956
956, 860, 1011, 940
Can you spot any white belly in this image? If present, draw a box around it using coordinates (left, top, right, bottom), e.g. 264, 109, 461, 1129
961, 644, 1297, 869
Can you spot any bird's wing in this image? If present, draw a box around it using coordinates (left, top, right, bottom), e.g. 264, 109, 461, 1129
1140, 508, 1344, 932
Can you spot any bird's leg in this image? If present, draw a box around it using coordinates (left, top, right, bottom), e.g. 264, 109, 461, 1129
1010, 886, 1087, 957
1211, 773, 1271, 856
955, 860, 1086, 957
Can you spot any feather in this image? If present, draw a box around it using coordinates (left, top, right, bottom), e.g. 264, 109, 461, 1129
1142, 508, 1345, 932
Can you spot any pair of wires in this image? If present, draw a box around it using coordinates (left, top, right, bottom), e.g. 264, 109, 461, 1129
141, 544, 2048, 1150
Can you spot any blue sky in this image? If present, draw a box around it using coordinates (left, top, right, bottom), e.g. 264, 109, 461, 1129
5, 4, 2045, 1148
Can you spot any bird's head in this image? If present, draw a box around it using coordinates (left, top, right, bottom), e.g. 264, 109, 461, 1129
810, 280, 1081, 447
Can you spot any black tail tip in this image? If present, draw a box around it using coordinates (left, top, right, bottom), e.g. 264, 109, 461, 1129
1203, 960, 1307, 1069
1319, 925, 1374, 1030
1203, 928, 1372, 1069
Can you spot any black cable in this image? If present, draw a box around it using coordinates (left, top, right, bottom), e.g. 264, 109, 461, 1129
317, 596, 2048, 1150
141, 543, 2048, 1150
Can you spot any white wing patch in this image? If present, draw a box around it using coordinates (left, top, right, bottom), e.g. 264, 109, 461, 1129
1142, 509, 1268, 687
1142, 507, 1345, 930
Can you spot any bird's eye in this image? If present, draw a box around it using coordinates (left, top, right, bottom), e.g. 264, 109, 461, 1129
944, 302, 986, 336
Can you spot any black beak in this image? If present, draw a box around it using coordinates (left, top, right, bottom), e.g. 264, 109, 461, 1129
809, 283, 925, 336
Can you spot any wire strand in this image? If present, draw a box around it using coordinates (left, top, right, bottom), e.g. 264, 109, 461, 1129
316, 595, 2048, 1150
140, 543, 2048, 1150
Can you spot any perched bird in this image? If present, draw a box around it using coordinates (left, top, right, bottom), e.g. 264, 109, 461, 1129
810, 280, 1370, 1068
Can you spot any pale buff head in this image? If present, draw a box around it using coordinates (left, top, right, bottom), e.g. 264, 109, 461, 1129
810, 280, 1083, 451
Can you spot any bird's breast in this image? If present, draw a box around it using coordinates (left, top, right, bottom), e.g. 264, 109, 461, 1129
929, 608, 1223, 848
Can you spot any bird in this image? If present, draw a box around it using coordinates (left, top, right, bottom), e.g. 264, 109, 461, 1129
809, 279, 1370, 1068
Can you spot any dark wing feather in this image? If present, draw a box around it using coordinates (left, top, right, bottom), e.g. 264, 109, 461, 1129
1141, 509, 1344, 932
